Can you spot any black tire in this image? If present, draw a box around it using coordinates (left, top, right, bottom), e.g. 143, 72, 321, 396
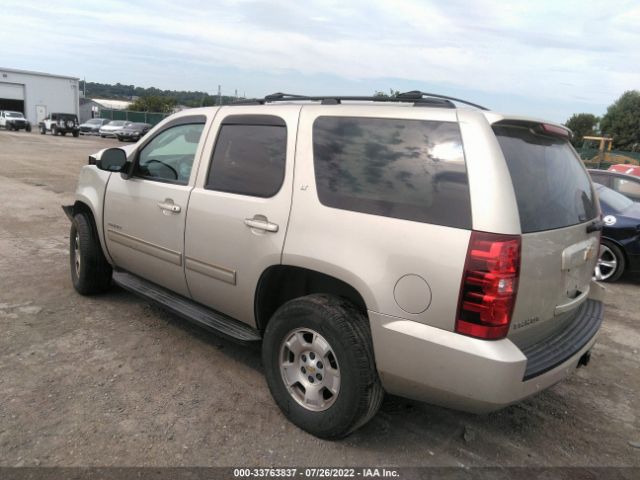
26, 124, 31, 132
262, 294, 384, 439
70, 213, 113, 295
597, 240, 626, 282
52, 125, 58, 136
39, 125, 46, 134
6, 123, 12, 131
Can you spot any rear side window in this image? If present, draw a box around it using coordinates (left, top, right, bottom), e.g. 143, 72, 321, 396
206, 116, 287, 197
313, 116, 471, 229
494, 125, 598, 233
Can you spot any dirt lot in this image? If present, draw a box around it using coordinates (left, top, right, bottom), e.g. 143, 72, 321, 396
0, 130, 638, 467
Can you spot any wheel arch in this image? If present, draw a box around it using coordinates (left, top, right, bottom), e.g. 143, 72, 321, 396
601, 235, 629, 265
254, 265, 370, 332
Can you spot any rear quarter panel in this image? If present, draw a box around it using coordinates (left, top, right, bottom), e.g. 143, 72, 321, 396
283, 105, 471, 330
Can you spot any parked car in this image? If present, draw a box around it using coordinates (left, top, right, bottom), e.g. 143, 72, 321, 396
63, 92, 605, 439
99, 120, 132, 138
39, 113, 79, 137
0, 110, 31, 131
589, 169, 640, 202
79, 118, 111, 135
593, 183, 640, 282
116, 122, 152, 142
608, 164, 640, 178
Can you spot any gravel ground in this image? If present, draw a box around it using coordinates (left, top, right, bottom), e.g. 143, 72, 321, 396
0, 129, 638, 467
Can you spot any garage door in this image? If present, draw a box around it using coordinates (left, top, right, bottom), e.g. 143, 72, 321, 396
0, 82, 25, 100
0, 82, 25, 112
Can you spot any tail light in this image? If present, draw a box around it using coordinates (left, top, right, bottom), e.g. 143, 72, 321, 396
455, 231, 521, 340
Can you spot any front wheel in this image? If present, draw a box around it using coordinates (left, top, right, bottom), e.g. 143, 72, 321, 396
70, 213, 113, 294
51, 125, 58, 136
262, 294, 383, 439
39, 125, 46, 134
594, 240, 625, 282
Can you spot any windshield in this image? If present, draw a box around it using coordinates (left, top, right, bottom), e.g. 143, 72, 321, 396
494, 124, 598, 233
59, 114, 77, 121
6, 112, 23, 118
595, 184, 634, 213
87, 119, 103, 124
108, 121, 126, 126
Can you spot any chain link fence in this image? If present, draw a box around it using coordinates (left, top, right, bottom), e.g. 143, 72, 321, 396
99, 109, 169, 126
577, 147, 640, 170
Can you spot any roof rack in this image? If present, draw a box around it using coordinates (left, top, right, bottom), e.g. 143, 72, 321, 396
233, 91, 488, 110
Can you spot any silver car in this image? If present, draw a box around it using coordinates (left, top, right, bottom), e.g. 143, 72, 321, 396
99, 120, 131, 138
63, 92, 605, 439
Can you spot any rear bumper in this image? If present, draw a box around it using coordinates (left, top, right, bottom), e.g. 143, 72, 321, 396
370, 298, 603, 413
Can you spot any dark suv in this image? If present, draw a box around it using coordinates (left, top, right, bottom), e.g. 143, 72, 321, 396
39, 113, 80, 137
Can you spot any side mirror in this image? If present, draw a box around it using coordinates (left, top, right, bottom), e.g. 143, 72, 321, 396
97, 148, 128, 172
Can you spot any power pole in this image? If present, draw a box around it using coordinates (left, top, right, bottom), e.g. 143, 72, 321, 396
217, 85, 221, 106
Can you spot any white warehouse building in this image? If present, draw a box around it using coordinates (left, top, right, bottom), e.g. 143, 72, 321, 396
0, 67, 80, 125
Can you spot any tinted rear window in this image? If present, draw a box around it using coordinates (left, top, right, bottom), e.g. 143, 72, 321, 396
494, 125, 598, 233
313, 116, 471, 229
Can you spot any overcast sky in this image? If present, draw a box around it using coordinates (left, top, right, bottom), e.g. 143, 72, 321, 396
2, 0, 638, 121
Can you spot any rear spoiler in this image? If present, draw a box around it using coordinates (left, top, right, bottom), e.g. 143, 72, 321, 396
492, 119, 572, 140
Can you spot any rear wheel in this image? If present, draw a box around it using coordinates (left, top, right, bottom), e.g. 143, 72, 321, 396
40, 125, 46, 134
262, 294, 383, 439
51, 125, 58, 136
70, 213, 113, 294
595, 240, 625, 282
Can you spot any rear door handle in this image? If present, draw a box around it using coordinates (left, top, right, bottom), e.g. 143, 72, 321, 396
244, 217, 279, 232
157, 200, 181, 213
554, 288, 589, 316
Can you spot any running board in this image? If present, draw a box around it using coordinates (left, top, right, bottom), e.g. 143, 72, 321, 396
112, 271, 262, 344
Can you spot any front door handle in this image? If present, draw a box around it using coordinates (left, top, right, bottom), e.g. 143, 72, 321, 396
244, 217, 279, 232
157, 200, 181, 213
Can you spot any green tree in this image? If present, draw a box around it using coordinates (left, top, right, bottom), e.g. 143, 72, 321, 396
599, 90, 640, 150
129, 96, 177, 113
373, 89, 400, 98
564, 113, 599, 147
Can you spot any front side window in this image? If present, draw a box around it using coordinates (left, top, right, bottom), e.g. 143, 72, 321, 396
313, 116, 471, 228
206, 117, 287, 197
136, 123, 205, 184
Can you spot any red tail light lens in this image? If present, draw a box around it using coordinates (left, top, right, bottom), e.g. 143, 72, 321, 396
455, 231, 521, 340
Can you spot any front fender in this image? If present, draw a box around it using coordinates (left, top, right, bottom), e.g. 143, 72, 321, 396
70, 165, 113, 264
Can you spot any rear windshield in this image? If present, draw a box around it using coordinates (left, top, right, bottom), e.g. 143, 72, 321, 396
595, 184, 633, 213
59, 114, 77, 120
493, 124, 598, 233
313, 116, 471, 229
